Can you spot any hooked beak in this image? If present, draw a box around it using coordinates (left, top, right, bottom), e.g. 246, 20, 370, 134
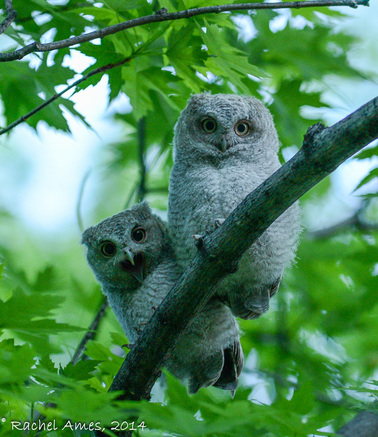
216, 138, 229, 153
120, 249, 145, 284
124, 248, 135, 265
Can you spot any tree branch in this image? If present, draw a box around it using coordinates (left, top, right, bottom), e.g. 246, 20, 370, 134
0, 0, 369, 62
0, 0, 17, 35
0, 57, 130, 136
108, 97, 378, 404
137, 117, 147, 202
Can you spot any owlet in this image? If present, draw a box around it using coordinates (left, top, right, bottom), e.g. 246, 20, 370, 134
82, 202, 243, 394
168, 93, 301, 319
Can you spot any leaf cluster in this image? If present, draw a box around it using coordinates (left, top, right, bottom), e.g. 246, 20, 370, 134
1, 222, 377, 436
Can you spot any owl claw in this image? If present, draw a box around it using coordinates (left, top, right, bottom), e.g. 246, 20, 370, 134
122, 343, 134, 350
134, 326, 143, 335
193, 234, 204, 248
215, 218, 226, 228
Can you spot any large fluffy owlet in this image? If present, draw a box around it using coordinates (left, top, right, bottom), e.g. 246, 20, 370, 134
81, 202, 243, 394
168, 93, 301, 320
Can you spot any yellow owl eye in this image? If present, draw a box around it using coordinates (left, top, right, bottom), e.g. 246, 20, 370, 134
100, 241, 117, 257
234, 121, 250, 136
132, 227, 146, 243
201, 117, 217, 133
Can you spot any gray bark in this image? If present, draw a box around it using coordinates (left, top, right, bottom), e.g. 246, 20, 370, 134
337, 411, 378, 437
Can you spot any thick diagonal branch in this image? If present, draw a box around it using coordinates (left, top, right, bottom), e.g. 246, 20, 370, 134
109, 97, 378, 401
0, 0, 369, 62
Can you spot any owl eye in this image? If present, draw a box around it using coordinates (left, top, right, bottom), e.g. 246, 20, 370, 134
132, 227, 147, 243
100, 241, 117, 258
234, 121, 250, 136
201, 117, 217, 133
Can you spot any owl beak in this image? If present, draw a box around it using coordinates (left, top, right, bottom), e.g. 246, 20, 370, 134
217, 138, 229, 153
124, 248, 135, 265
120, 250, 145, 284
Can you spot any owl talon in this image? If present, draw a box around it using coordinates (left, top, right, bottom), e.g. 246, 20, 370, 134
122, 343, 134, 350
134, 326, 143, 335
215, 218, 226, 228
193, 234, 204, 248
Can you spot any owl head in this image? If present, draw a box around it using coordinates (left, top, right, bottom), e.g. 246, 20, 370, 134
173, 93, 279, 163
82, 202, 171, 288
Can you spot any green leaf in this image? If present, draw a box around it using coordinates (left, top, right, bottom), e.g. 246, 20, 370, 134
62, 360, 99, 381
85, 340, 124, 378
353, 167, 378, 193
355, 143, 378, 160
165, 23, 205, 92
121, 62, 180, 119
0, 263, 83, 356
0, 57, 84, 133
198, 21, 264, 94
270, 79, 325, 148
0, 340, 35, 385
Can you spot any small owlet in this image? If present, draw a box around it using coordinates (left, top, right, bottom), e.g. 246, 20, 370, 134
81, 202, 243, 394
168, 93, 301, 320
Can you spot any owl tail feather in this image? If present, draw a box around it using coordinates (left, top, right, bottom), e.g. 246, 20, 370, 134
188, 340, 244, 395
187, 352, 224, 394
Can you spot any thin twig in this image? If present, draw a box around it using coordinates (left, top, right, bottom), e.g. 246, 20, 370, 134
310, 214, 378, 238
70, 297, 109, 366
137, 117, 147, 202
32, 297, 109, 432
309, 201, 378, 239
0, 0, 17, 35
0, 56, 130, 135
0, 0, 369, 62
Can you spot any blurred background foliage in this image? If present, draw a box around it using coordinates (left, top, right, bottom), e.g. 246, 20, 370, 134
0, 0, 377, 436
